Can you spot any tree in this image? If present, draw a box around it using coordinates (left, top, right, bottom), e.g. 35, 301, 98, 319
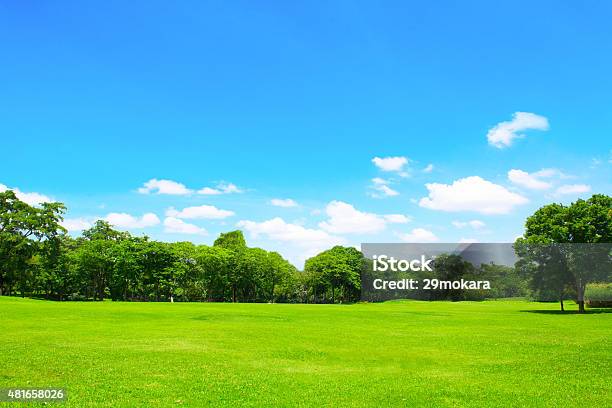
139, 241, 176, 301
517, 194, 612, 313
78, 221, 127, 300
39, 234, 81, 300
213, 230, 247, 251
514, 240, 574, 310
264, 251, 296, 302
196, 245, 233, 301
428, 254, 475, 301
108, 237, 145, 301
168, 242, 199, 302
83, 220, 129, 241
305, 246, 363, 303
0, 190, 66, 296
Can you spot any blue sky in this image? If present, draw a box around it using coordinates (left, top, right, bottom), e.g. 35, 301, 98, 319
1, 1, 611, 266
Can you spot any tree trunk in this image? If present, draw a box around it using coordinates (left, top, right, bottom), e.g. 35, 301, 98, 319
577, 281, 586, 314
560, 298, 564, 312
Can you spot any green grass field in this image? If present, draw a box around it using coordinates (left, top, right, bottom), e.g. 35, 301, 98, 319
0, 298, 610, 407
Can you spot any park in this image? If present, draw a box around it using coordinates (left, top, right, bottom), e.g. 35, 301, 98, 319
1, 297, 611, 407
0, 190, 610, 407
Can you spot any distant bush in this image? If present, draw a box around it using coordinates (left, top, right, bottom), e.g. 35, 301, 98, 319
585, 283, 612, 308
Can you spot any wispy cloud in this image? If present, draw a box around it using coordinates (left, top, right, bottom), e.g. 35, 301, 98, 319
270, 198, 298, 208
138, 179, 192, 195
555, 184, 591, 196
163, 217, 208, 235
369, 178, 399, 198
166, 205, 235, 219
138, 179, 243, 196
487, 112, 549, 148
105, 212, 161, 229
396, 228, 439, 243
197, 182, 242, 195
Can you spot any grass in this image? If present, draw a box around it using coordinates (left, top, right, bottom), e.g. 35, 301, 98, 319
0, 298, 610, 407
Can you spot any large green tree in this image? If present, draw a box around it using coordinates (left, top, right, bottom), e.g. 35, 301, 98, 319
516, 194, 612, 313
305, 246, 363, 303
0, 190, 66, 296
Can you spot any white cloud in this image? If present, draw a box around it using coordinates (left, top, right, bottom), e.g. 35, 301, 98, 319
372, 156, 408, 173
419, 176, 528, 214
384, 214, 411, 224
237, 217, 346, 267
319, 201, 388, 234
376, 185, 400, 197
138, 179, 192, 195
270, 198, 298, 208
369, 178, 399, 198
197, 187, 222, 195
507, 169, 552, 190
163, 217, 208, 235
396, 228, 439, 243
555, 184, 591, 195
238, 217, 342, 246
61, 218, 93, 232
318, 201, 411, 233
487, 112, 549, 148
166, 205, 234, 220
535, 168, 556, 177
452, 220, 486, 229
0, 183, 52, 206
423, 164, 434, 173
105, 212, 160, 229
197, 182, 242, 195
138, 179, 243, 196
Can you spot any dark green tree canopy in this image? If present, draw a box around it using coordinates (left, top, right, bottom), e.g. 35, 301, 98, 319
213, 230, 247, 251
523, 194, 612, 243
517, 194, 612, 312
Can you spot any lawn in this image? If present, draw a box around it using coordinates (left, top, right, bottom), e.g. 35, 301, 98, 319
0, 297, 610, 407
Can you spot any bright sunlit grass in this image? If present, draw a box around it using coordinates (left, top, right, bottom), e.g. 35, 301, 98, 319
0, 297, 610, 407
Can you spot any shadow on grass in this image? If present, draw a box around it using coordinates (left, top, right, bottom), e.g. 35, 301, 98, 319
521, 309, 612, 315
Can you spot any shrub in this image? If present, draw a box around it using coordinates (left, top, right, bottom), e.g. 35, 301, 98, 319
585, 283, 612, 308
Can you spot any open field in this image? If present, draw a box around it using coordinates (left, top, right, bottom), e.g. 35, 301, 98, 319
0, 298, 610, 407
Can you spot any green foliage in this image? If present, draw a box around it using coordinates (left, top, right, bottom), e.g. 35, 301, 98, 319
585, 283, 612, 307
0, 192, 308, 303
213, 230, 247, 251
304, 246, 364, 303
3, 190, 605, 307
479, 263, 528, 299
0, 190, 66, 297
516, 194, 612, 312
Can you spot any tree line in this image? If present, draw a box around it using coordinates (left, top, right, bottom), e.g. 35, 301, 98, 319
0, 190, 364, 303
1, 189, 610, 309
